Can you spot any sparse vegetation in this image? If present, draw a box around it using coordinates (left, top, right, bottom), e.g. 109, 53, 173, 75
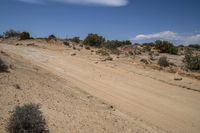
7, 103, 48, 133
63, 41, 69, 46
155, 40, 178, 55
3, 29, 20, 38
143, 44, 151, 52
85, 46, 90, 50
188, 44, 200, 50
47, 34, 56, 41
184, 49, 200, 71
158, 56, 169, 67
103, 40, 131, 50
83, 33, 105, 47
101, 40, 131, 55
96, 49, 110, 56
20, 32, 30, 40
71, 37, 81, 43
140, 58, 149, 64
149, 52, 155, 61
0, 58, 9, 72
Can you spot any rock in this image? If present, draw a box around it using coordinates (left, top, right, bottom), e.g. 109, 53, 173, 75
174, 72, 182, 80
102, 56, 113, 61
140, 58, 149, 64
70, 52, 76, 56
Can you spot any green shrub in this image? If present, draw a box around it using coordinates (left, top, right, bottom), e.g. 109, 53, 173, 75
3, 29, 20, 38
103, 40, 131, 50
184, 49, 200, 71
188, 44, 200, 50
47, 34, 56, 41
63, 41, 69, 46
83, 33, 105, 47
155, 40, 178, 54
71, 37, 80, 43
0, 58, 8, 72
20, 32, 30, 40
158, 56, 169, 67
143, 45, 151, 52
7, 103, 49, 133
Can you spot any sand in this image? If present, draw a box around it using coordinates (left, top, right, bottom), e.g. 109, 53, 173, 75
0, 43, 200, 133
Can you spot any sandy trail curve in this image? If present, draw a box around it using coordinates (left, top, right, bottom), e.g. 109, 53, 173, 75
1, 44, 200, 133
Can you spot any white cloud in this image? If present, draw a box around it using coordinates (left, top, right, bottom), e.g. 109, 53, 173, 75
133, 31, 177, 41
183, 34, 200, 44
16, 0, 128, 6
132, 31, 200, 45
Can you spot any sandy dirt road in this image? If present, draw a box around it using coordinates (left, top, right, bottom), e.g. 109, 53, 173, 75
1, 44, 200, 133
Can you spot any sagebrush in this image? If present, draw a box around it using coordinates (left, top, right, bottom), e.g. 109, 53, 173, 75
158, 56, 169, 67
184, 49, 200, 71
155, 40, 178, 55
7, 103, 49, 133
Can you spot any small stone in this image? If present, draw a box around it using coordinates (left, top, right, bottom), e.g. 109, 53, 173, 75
140, 58, 149, 64
102, 56, 113, 61
70, 52, 76, 56
174, 72, 182, 80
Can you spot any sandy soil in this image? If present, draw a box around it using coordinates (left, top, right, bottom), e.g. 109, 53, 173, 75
0, 42, 200, 133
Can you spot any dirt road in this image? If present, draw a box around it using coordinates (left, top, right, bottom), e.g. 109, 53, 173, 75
1, 44, 200, 133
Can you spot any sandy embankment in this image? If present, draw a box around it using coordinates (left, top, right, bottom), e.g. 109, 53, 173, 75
0, 43, 200, 133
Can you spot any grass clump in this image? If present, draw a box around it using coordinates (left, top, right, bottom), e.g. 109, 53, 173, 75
7, 103, 49, 133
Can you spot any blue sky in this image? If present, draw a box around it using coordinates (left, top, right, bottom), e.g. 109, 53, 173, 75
0, 0, 200, 44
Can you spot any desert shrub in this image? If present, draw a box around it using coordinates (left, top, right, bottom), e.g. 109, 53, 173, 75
71, 37, 80, 43
0, 34, 3, 38
47, 34, 56, 41
143, 45, 151, 52
0, 58, 8, 72
7, 103, 48, 133
85, 46, 90, 50
110, 49, 121, 55
3, 29, 20, 38
133, 43, 141, 45
142, 42, 154, 47
188, 44, 200, 50
103, 40, 131, 50
149, 52, 155, 60
83, 33, 105, 47
158, 56, 169, 67
20, 32, 30, 40
63, 41, 69, 46
140, 58, 149, 64
178, 44, 184, 48
184, 49, 200, 71
155, 40, 178, 55
96, 49, 109, 56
